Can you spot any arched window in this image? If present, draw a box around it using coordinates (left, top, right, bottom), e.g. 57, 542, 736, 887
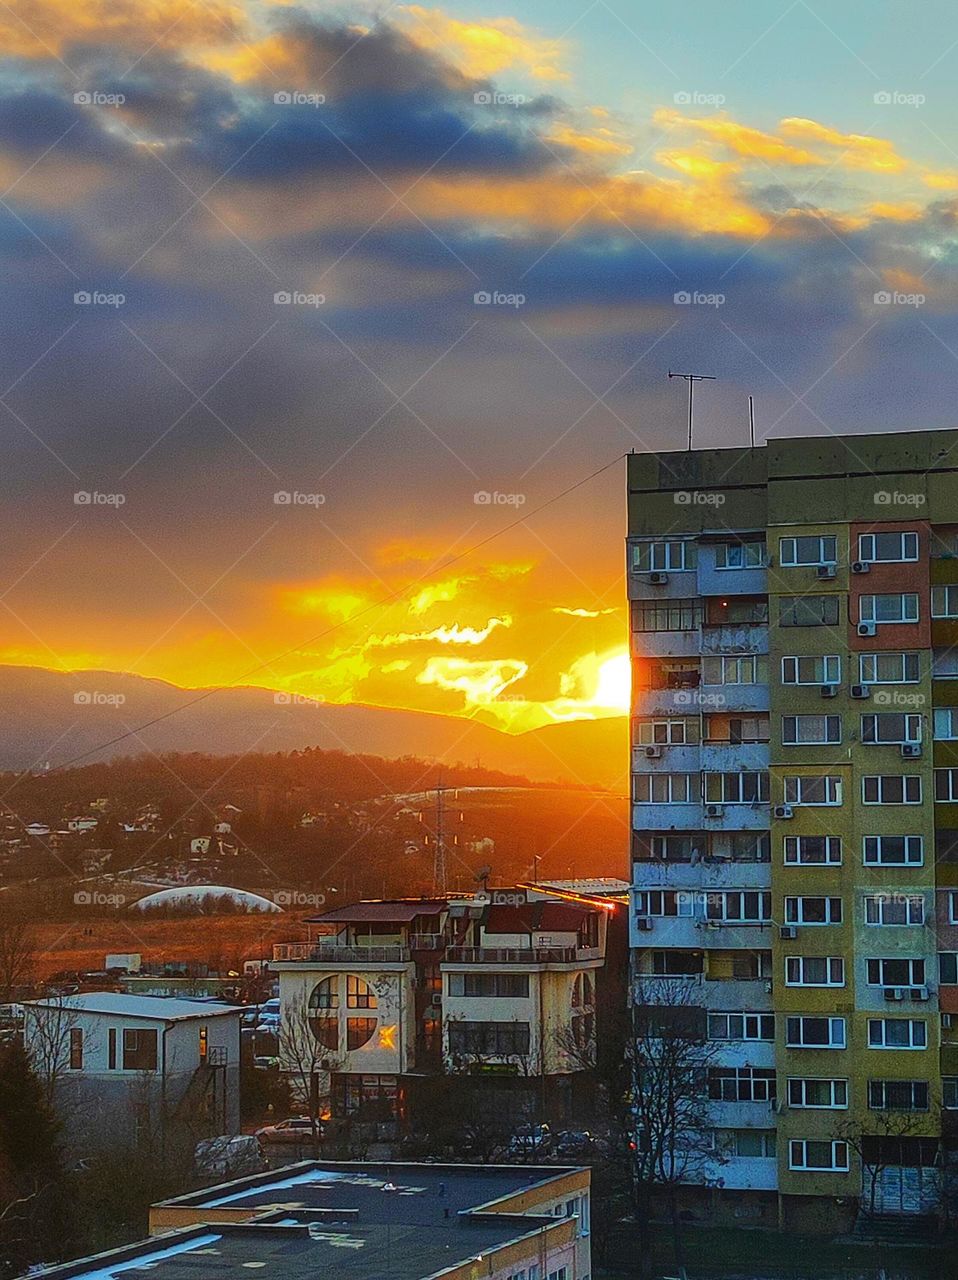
308, 977, 340, 1050
347, 975, 377, 1009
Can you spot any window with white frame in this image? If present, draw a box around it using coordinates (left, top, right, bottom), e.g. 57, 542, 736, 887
708, 1066, 776, 1102
785, 956, 845, 987
706, 890, 772, 924
785, 1016, 846, 1048
782, 715, 841, 746
785, 896, 843, 925
780, 534, 837, 567
939, 953, 958, 985
787, 1078, 848, 1109
784, 775, 842, 806
859, 594, 919, 625
632, 773, 695, 803
933, 648, 958, 679
862, 775, 922, 804
858, 531, 919, 563
861, 713, 922, 745
782, 654, 841, 685
866, 957, 926, 987
704, 772, 769, 804
634, 890, 694, 918
936, 769, 958, 802
715, 541, 766, 569
949, 890, 958, 924
859, 651, 920, 684
780, 595, 840, 627
864, 894, 924, 926
944, 1078, 958, 1110
632, 541, 696, 572
788, 1139, 849, 1172
932, 584, 958, 618
707, 1012, 774, 1041
716, 1129, 777, 1158
868, 1079, 929, 1112
702, 653, 765, 684
934, 709, 958, 741
863, 834, 923, 865
867, 1018, 927, 1049
634, 717, 692, 745
632, 600, 702, 632
784, 835, 842, 865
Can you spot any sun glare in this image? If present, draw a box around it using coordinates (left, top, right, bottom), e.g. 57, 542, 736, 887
593, 651, 631, 711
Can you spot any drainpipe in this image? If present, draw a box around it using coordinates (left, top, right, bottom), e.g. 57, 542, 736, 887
160, 1020, 171, 1165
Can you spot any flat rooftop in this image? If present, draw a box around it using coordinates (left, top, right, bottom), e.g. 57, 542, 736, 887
24, 993, 243, 1021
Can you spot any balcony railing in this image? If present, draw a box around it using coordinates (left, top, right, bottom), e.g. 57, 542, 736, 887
409, 933, 444, 950
444, 945, 589, 965
272, 943, 410, 963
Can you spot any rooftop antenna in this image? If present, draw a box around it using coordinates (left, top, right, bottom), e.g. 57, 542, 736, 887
432, 774, 448, 897
668, 370, 716, 450
748, 394, 755, 448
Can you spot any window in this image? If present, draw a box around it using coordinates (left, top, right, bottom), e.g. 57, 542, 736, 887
785, 956, 845, 987
935, 709, 958, 741
634, 889, 694, 918
934, 648, 958, 679
787, 1078, 848, 1109
932, 585, 958, 618
631, 600, 701, 632
651, 950, 703, 975
858, 531, 919, 563
784, 835, 842, 865
707, 1012, 774, 1041
716, 1129, 777, 1158
708, 1066, 776, 1102
944, 1078, 958, 1110
311, 1016, 338, 1051
940, 953, 958, 985
780, 596, 840, 627
780, 535, 837, 567
632, 773, 695, 803
950, 892, 958, 924
859, 652, 920, 684
704, 772, 769, 804
448, 973, 530, 998
638, 834, 704, 863
785, 1016, 846, 1049
866, 958, 925, 987
785, 896, 843, 925
310, 976, 339, 1009
346, 1017, 378, 1051
784, 775, 842, 806
706, 890, 771, 924
347, 975, 377, 1009
868, 1080, 929, 1111
862, 775, 922, 804
789, 1140, 849, 1172
122, 1028, 158, 1071
108, 1028, 116, 1070
864, 894, 924, 926
863, 835, 923, 866
860, 594, 919, 625
706, 714, 770, 745
867, 1019, 927, 1049
715, 541, 766, 569
935, 769, 958, 802
69, 1027, 83, 1070
782, 715, 841, 745
198, 1025, 208, 1063
782, 655, 841, 685
448, 1021, 531, 1057
702, 654, 765, 684
861, 714, 921, 745
631, 540, 696, 572
635, 717, 691, 745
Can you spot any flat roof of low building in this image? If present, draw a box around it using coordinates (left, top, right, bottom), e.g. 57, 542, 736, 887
25, 993, 243, 1022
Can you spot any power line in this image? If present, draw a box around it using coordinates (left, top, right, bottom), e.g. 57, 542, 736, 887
41, 451, 629, 775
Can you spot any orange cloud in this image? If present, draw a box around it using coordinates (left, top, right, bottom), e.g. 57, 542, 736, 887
0, 0, 246, 58
654, 109, 823, 166
778, 117, 906, 173
397, 5, 568, 81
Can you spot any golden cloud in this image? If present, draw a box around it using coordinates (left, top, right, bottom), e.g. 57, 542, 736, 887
397, 5, 568, 81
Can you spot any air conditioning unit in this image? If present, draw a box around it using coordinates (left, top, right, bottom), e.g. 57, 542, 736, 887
648, 571, 669, 585
780, 925, 797, 940
850, 684, 870, 699
635, 916, 654, 932
817, 564, 837, 580
851, 560, 871, 574
704, 804, 723, 818
858, 621, 877, 637
645, 745, 662, 759
431, 992, 443, 1006
901, 742, 922, 758
884, 987, 904, 1002
821, 684, 838, 698
909, 986, 929, 1002
773, 804, 794, 820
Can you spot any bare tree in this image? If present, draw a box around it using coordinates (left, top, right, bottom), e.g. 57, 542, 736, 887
277, 990, 342, 1156
0, 912, 34, 1001
833, 1105, 940, 1221
23, 997, 84, 1107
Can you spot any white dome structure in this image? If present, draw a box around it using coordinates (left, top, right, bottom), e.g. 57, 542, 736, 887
131, 884, 283, 914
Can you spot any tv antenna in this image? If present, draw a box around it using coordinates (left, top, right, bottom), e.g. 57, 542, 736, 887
668, 370, 716, 450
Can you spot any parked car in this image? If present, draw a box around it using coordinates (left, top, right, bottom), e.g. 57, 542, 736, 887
255, 1116, 324, 1144
252, 1054, 280, 1071
505, 1123, 552, 1158
552, 1130, 595, 1158
195, 1135, 267, 1178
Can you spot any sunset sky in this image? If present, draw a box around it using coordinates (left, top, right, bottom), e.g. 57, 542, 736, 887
2, 0, 958, 736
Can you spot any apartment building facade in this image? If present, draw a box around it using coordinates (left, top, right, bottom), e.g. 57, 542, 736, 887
628, 429, 958, 1231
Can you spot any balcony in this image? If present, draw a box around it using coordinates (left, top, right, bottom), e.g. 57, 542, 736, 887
272, 943, 410, 964
700, 623, 769, 655
409, 933, 444, 950
444, 945, 598, 965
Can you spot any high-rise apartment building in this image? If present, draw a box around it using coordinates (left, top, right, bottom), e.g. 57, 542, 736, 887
627, 429, 958, 1231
